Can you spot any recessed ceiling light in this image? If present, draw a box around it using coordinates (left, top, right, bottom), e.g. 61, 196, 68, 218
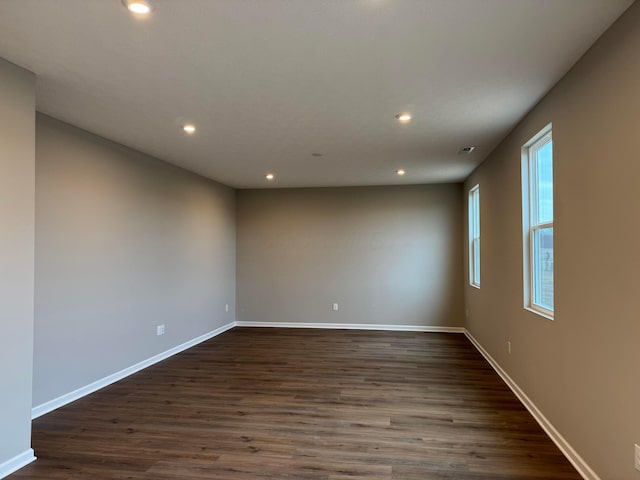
122, 0, 153, 15
182, 124, 196, 134
458, 146, 476, 154
396, 169, 406, 176
265, 173, 275, 180
395, 113, 412, 123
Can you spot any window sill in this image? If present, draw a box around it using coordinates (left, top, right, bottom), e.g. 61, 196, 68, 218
524, 306, 554, 321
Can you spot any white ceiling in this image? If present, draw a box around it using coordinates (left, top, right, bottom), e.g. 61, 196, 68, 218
0, 0, 633, 188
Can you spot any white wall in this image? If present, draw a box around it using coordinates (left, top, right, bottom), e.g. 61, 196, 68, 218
237, 185, 464, 328
464, 2, 640, 479
0, 59, 36, 474
33, 115, 236, 408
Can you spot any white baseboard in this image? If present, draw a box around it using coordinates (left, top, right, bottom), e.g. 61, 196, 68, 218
235, 321, 464, 333
463, 329, 599, 480
0, 449, 36, 480
32, 322, 235, 419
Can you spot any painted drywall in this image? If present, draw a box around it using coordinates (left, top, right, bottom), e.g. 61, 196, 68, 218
237, 185, 464, 327
33, 115, 236, 407
0, 59, 35, 470
464, 2, 640, 479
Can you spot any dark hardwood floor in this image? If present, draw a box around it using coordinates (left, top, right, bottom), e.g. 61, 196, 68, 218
12, 328, 580, 479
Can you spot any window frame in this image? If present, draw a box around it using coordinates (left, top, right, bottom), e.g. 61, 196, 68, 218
521, 124, 554, 319
468, 184, 480, 289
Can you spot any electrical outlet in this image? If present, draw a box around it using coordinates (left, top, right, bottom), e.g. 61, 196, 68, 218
634, 444, 640, 471
332, 303, 339, 311
156, 324, 165, 336
225, 304, 229, 312
508, 341, 511, 355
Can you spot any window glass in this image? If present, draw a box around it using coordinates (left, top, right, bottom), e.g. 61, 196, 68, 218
535, 140, 553, 224
532, 227, 553, 310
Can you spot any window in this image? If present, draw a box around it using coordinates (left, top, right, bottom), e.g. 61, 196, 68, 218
522, 124, 553, 318
468, 184, 480, 288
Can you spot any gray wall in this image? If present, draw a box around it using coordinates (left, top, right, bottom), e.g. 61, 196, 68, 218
464, 2, 640, 479
0, 59, 35, 467
237, 185, 464, 327
34, 115, 236, 407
